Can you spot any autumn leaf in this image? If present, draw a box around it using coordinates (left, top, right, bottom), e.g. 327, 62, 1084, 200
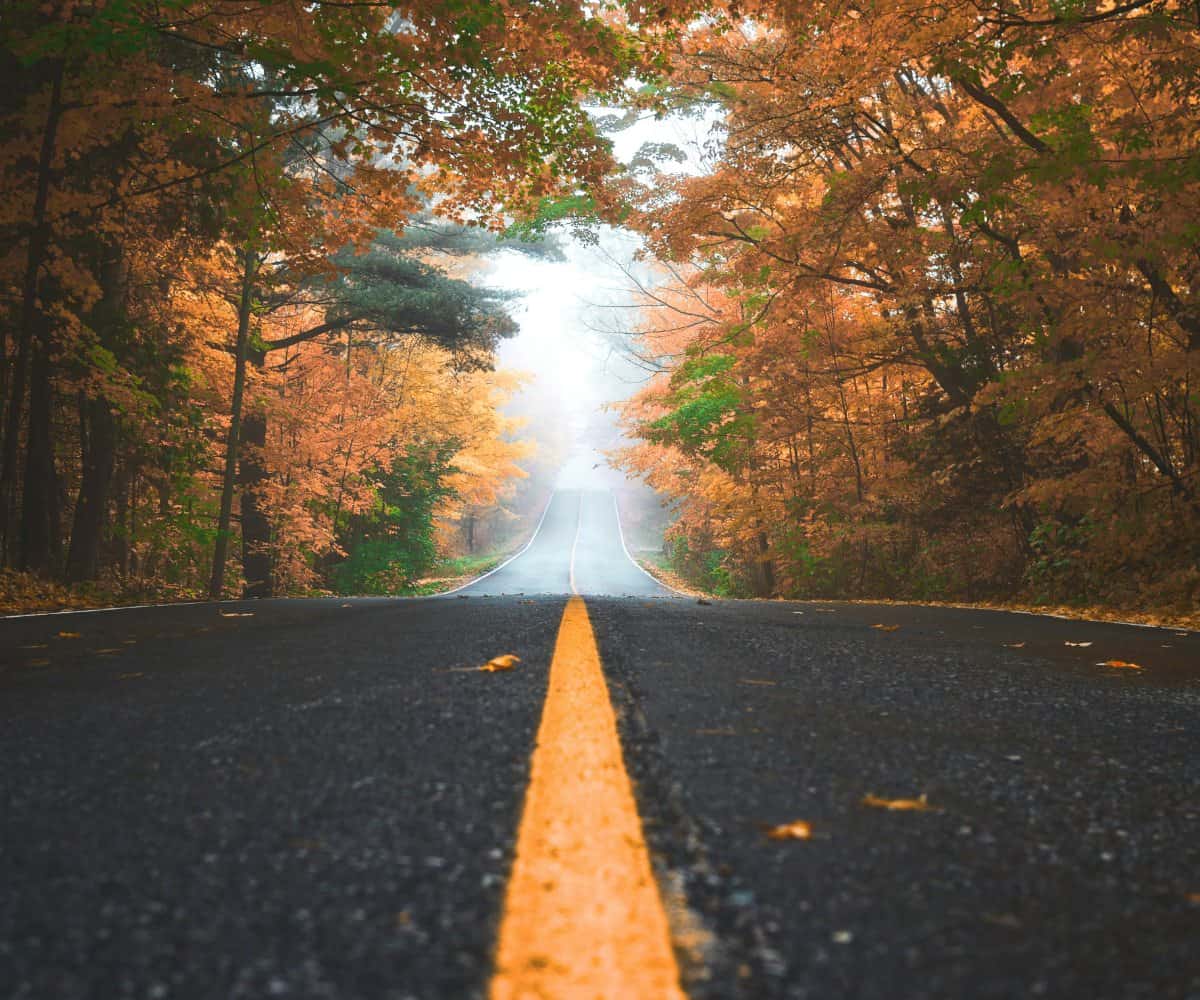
219, 611, 254, 618
871, 624, 900, 632
862, 793, 939, 812
764, 819, 813, 840
1064, 641, 1093, 647
1098, 659, 1142, 670
481, 654, 521, 673
57, 631, 81, 639
1003, 642, 1026, 649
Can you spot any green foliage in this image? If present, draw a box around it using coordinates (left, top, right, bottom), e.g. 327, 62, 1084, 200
644, 353, 753, 473
1025, 516, 1097, 603
331, 443, 460, 595
504, 193, 603, 242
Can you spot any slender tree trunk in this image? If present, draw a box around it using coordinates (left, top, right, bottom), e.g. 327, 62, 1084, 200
20, 331, 60, 573
239, 347, 273, 598
66, 394, 115, 582
66, 245, 125, 581
208, 247, 259, 599
1, 61, 63, 566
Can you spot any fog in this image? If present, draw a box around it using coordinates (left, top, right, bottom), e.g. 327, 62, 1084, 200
476, 106, 720, 555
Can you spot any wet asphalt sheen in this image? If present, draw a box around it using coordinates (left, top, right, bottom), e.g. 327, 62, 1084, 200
1, 489, 1198, 999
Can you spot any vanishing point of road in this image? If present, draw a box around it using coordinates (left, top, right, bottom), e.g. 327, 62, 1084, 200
2, 488, 1198, 998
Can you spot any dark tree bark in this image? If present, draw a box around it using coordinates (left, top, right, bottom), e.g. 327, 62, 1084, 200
209, 246, 259, 599
1, 60, 63, 566
238, 347, 272, 598
20, 330, 60, 573
66, 394, 116, 582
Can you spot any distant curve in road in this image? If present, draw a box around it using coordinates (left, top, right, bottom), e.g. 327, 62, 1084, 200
451, 488, 673, 598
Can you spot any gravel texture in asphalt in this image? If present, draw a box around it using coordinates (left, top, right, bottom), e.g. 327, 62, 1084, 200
1, 597, 562, 1000
587, 597, 1200, 1000
2, 487, 1197, 999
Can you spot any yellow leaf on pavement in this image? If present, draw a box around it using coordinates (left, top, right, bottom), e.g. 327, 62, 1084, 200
862, 793, 938, 812
764, 819, 813, 841
482, 654, 521, 673
58, 631, 80, 639
872, 624, 901, 632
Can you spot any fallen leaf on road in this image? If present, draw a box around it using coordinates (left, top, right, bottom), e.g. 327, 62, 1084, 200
1003, 642, 1026, 648
764, 819, 812, 841
21, 643, 47, 649
739, 678, 777, 686
95, 648, 122, 654
57, 631, 80, 639
1097, 659, 1142, 670
872, 624, 901, 632
481, 654, 521, 672
1186, 893, 1200, 904
219, 611, 254, 618
1064, 641, 1092, 647
862, 793, 939, 812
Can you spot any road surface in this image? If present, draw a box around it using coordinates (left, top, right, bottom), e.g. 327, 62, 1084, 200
2, 488, 1198, 999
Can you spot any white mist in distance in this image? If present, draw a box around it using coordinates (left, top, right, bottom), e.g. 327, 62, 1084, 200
480, 107, 720, 549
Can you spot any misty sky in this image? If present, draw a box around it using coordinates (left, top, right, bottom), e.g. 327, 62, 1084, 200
485, 107, 718, 455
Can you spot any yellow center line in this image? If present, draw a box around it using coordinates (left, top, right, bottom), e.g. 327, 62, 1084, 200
490, 596, 687, 1000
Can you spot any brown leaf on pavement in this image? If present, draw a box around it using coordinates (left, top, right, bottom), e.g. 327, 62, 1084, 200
1064, 641, 1092, 647
872, 624, 901, 632
764, 819, 813, 841
862, 793, 939, 812
57, 631, 80, 639
481, 654, 521, 672
1098, 659, 1142, 670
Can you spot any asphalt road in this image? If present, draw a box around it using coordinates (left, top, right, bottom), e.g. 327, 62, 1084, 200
2, 488, 1198, 999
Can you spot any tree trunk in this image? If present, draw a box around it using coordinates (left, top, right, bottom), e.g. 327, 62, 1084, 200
66, 244, 126, 582
20, 330, 60, 573
208, 247, 259, 599
66, 393, 115, 582
0, 61, 63, 566
239, 347, 272, 598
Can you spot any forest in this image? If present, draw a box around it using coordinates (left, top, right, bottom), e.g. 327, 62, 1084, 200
3, 1, 1199, 616
0, 0, 629, 605
616, 0, 1200, 613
